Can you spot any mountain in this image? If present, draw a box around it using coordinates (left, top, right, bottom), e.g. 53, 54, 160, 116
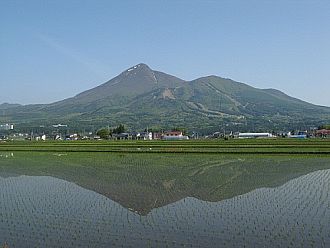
42, 63, 185, 114
0, 103, 21, 110
1, 63, 330, 133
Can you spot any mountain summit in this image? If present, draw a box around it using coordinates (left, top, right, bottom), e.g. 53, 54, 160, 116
72, 63, 185, 103
2, 64, 330, 133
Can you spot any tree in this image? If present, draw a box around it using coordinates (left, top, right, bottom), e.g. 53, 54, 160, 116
113, 124, 126, 134
96, 128, 110, 139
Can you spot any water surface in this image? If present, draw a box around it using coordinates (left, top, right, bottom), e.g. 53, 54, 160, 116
0, 152, 329, 247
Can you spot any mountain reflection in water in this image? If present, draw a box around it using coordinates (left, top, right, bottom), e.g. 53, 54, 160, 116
0, 152, 329, 247
0, 169, 329, 247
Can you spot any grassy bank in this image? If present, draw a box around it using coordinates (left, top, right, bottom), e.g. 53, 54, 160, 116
0, 139, 330, 154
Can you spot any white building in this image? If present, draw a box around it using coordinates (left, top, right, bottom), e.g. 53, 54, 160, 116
0, 124, 14, 130
162, 136, 189, 140
238, 132, 273, 139
140, 132, 153, 140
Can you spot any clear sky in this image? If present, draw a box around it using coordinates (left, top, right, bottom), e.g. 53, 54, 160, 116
1, 0, 329, 106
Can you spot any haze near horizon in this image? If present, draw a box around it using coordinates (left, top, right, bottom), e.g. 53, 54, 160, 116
1, 0, 330, 106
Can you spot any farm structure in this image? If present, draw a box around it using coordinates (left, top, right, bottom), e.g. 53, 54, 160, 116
162, 131, 189, 140
315, 129, 330, 138
238, 133, 273, 139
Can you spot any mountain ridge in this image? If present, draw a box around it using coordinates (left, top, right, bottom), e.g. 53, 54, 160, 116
1, 63, 329, 133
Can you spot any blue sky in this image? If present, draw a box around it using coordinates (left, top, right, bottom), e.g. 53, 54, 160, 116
1, 0, 330, 106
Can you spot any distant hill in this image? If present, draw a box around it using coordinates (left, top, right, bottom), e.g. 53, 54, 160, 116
1, 63, 330, 133
0, 103, 21, 110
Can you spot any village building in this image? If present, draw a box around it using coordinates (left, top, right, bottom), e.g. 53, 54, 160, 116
287, 131, 307, 139
114, 133, 132, 140
162, 131, 189, 140
315, 129, 330, 138
238, 132, 273, 139
152, 132, 163, 140
0, 124, 14, 130
139, 132, 153, 140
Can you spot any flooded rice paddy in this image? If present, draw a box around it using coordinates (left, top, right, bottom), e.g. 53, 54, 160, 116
0, 152, 329, 247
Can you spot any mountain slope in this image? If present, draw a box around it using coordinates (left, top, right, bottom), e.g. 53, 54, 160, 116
38, 63, 185, 114
74, 63, 184, 100
1, 63, 330, 133
0, 103, 22, 110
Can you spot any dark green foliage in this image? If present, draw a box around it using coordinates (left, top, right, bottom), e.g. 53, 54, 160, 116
96, 128, 110, 139
112, 124, 126, 134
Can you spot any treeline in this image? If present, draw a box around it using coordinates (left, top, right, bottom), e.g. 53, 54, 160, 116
95, 124, 190, 139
